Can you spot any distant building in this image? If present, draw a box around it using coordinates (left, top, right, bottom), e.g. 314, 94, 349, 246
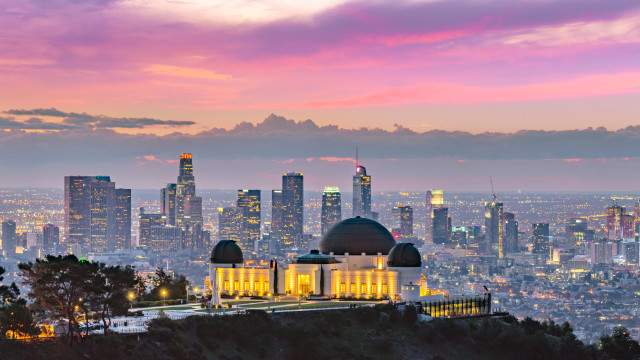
502, 212, 518, 254
282, 172, 304, 242
175, 153, 196, 229
484, 202, 503, 257
565, 218, 588, 243
623, 241, 639, 265
321, 187, 341, 236
64, 175, 130, 253
606, 204, 624, 241
392, 205, 413, 237
149, 225, 182, 253
161, 183, 177, 226
450, 226, 467, 246
532, 223, 550, 261
2, 220, 16, 256
432, 207, 450, 244
271, 190, 295, 254
237, 190, 261, 252
138, 207, 165, 248
352, 165, 371, 218
218, 207, 243, 244
590, 240, 613, 265
42, 223, 60, 255
114, 188, 131, 251
425, 190, 444, 244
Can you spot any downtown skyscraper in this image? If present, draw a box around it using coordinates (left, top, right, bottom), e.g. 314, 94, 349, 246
2, 220, 16, 256
485, 201, 504, 258
175, 153, 196, 229
392, 205, 413, 238
272, 189, 295, 253
425, 190, 444, 243
282, 172, 304, 240
237, 190, 261, 252
64, 176, 131, 253
321, 187, 341, 236
352, 165, 371, 218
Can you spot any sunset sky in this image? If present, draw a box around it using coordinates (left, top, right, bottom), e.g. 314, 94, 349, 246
1, 0, 640, 191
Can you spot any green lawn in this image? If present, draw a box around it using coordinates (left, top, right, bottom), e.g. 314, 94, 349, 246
238, 301, 300, 309
134, 305, 199, 311
223, 300, 263, 306
193, 308, 227, 313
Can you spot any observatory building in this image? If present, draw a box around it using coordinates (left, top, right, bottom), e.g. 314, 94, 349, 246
209, 217, 431, 305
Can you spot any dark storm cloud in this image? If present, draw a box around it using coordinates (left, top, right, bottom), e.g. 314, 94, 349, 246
4, 108, 195, 129
0, 116, 77, 130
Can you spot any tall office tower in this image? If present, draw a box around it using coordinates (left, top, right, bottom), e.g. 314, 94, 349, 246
432, 207, 450, 244
218, 207, 243, 243
352, 165, 371, 218
623, 241, 639, 265
161, 183, 177, 226
149, 226, 183, 253
184, 196, 203, 228
532, 223, 550, 261
503, 215, 519, 254
2, 220, 16, 256
42, 223, 60, 255
425, 190, 444, 243
175, 153, 196, 229
451, 227, 467, 246
606, 204, 624, 241
392, 205, 414, 237
622, 214, 635, 239
565, 217, 588, 243
188, 223, 210, 251
271, 189, 295, 253
89, 177, 116, 253
64, 176, 93, 249
237, 190, 261, 252
590, 240, 613, 264
321, 187, 342, 236
138, 207, 165, 248
282, 172, 304, 241
484, 202, 504, 257
114, 188, 131, 251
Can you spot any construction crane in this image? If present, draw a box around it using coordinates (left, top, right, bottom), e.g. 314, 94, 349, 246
490, 176, 497, 202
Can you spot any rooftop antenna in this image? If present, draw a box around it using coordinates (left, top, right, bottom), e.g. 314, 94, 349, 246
490, 176, 497, 202
355, 146, 359, 169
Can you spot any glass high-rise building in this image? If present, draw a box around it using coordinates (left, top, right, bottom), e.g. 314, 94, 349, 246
138, 207, 165, 248
502, 212, 518, 254
176, 153, 196, 229
161, 183, 177, 226
484, 201, 503, 257
218, 207, 243, 244
532, 222, 550, 261
64, 175, 130, 253
425, 190, 444, 243
606, 204, 624, 241
42, 223, 60, 255
272, 189, 295, 254
2, 220, 16, 256
237, 190, 261, 252
432, 207, 450, 244
392, 205, 413, 237
321, 187, 341, 236
282, 172, 303, 239
352, 165, 371, 218
115, 188, 131, 251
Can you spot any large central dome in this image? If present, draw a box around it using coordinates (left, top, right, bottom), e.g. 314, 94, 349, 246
319, 217, 396, 255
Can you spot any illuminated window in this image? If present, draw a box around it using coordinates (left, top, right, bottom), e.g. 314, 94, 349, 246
224, 281, 229, 291
254, 281, 260, 291
340, 283, 346, 293
382, 284, 388, 293
350, 283, 356, 293
265, 281, 269, 291
244, 281, 249, 290
234, 281, 239, 291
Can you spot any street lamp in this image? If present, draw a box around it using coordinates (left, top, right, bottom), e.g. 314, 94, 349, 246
161, 289, 167, 307
128, 292, 135, 309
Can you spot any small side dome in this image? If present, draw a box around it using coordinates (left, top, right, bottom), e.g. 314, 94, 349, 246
387, 243, 421, 267
295, 249, 337, 264
211, 240, 244, 264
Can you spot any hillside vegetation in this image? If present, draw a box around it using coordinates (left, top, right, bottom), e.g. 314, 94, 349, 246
3, 305, 635, 360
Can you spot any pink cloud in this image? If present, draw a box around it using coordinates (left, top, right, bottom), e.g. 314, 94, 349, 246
273, 159, 295, 164
320, 157, 356, 162
562, 158, 582, 163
